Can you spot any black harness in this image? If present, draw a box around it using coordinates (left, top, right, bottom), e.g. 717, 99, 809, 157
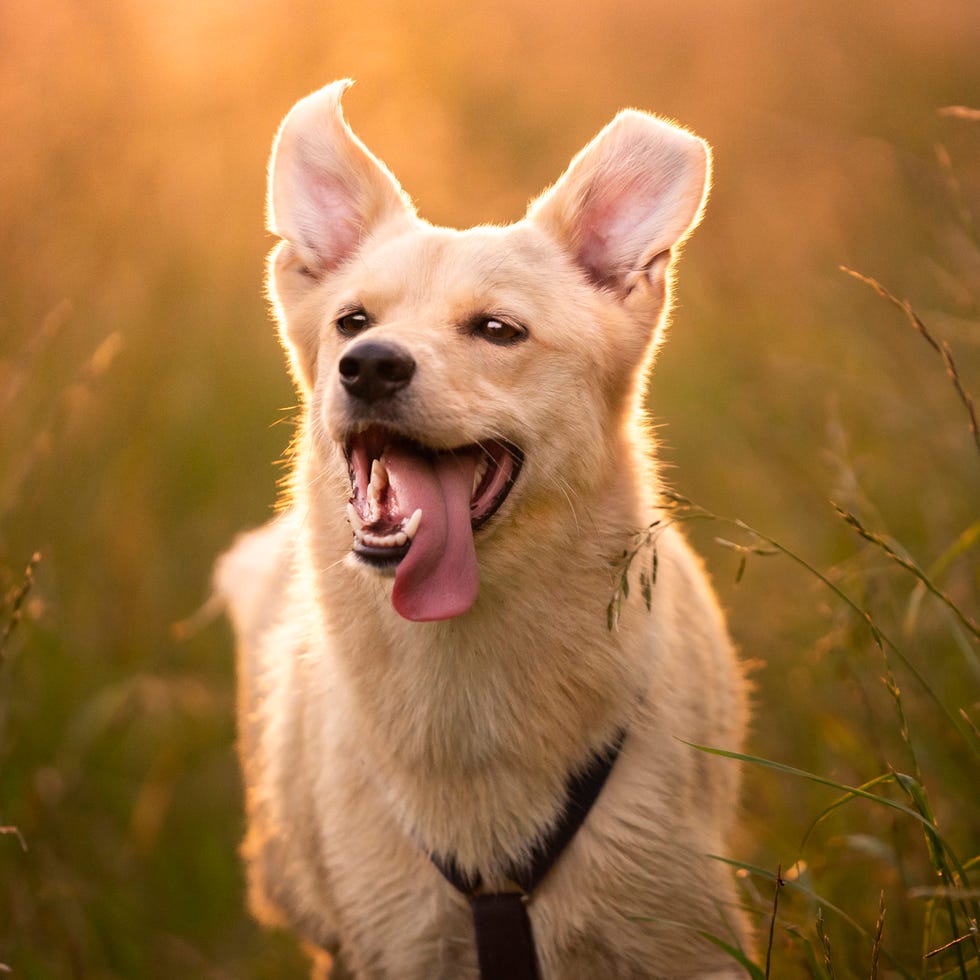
428, 729, 627, 980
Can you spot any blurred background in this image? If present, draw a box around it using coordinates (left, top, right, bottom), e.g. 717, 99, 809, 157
1, 0, 978, 976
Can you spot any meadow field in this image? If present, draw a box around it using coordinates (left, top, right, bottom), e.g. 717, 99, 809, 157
1, 0, 978, 976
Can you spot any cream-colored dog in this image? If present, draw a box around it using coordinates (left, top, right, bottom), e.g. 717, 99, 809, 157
217, 80, 751, 978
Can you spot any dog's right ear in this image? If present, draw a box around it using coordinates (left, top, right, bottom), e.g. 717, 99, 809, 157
267, 81, 414, 393
267, 80, 413, 274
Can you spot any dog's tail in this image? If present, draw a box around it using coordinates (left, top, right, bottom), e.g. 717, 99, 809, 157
172, 516, 294, 642
210, 513, 297, 646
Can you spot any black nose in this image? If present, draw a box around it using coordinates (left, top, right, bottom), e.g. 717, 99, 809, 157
339, 341, 416, 403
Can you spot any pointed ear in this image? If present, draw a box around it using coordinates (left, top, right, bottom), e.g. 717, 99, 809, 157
267, 79, 413, 274
527, 110, 711, 294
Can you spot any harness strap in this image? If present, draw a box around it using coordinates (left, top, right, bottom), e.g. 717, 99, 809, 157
429, 728, 627, 980
471, 893, 538, 980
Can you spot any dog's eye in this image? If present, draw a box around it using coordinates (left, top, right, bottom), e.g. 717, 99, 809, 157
473, 317, 527, 345
337, 310, 371, 336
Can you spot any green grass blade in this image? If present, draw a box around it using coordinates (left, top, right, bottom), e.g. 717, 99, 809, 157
835, 505, 980, 641
696, 932, 766, 980
932, 956, 980, 980
799, 773, 898, 853
904, 520, 980, 636
684, 741, 939, 833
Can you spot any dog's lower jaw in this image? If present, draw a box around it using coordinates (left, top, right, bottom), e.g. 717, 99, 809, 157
349, 550, 400, 576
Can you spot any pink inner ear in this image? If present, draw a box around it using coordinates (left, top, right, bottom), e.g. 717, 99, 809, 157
576, 176, 662, 287
576, 201, 617, 286
304, 175, 363, 270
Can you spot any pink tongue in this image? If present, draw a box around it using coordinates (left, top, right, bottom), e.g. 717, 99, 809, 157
385, 446, 479, 622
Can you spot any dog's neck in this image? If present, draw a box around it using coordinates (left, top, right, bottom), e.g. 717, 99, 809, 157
326, 600, 643, 878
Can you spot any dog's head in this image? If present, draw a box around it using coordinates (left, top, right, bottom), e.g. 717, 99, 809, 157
266, 81, 710, 623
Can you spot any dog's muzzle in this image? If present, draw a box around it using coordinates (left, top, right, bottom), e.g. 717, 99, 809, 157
344, 426, 523, 623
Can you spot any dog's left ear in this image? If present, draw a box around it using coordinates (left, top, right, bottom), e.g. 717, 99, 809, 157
528, 110, 710, 298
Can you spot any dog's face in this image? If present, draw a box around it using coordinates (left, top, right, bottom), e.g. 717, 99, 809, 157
267, 81, 710, 622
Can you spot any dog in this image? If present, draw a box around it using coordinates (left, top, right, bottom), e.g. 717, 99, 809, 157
216, 80, 751, 979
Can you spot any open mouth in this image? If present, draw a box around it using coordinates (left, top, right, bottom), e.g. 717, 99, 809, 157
344, 426, 523, 621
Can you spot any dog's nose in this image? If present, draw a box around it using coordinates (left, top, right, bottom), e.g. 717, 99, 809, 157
339, 341, 416, 402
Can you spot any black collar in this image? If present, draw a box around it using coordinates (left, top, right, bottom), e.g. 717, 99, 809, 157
428, 728, 627, 980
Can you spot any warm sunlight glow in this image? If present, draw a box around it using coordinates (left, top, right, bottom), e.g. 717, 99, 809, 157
2, 0, 977, 974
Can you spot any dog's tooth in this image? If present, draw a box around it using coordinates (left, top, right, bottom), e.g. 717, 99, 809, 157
347, 503, 364, 531
368, 457, 389, 501
403, 509, 422, 540
358, 527, 410, 549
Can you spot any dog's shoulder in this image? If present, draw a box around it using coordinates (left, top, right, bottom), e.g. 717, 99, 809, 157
216, 511, 344, 949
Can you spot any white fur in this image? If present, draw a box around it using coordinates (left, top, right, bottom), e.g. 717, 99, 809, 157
217, 81, 751, 978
